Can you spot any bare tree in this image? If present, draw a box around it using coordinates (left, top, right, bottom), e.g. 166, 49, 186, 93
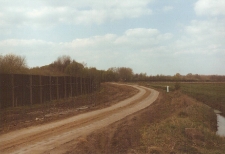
0, 54, 28, 74
52, 55, 72, 72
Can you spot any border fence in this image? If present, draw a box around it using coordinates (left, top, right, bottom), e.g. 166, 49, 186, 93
0, 74, 100, 109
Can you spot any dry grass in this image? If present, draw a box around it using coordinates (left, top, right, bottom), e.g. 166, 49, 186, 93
63, 83, 225, 154
138, 89, 225, 154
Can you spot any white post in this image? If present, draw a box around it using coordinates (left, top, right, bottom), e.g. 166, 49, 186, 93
167, 86, 169, 92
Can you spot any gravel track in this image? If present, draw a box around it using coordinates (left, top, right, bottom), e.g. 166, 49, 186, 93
0, 84, 159, 154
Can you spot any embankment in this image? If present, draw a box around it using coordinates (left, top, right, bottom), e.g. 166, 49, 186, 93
70, 89, 225, 154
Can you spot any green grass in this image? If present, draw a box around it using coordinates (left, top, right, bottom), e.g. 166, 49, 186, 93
181, 83, 225, 114
140, 82, 225, 115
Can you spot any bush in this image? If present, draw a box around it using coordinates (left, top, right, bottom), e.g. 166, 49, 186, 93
174, 82, 181, 90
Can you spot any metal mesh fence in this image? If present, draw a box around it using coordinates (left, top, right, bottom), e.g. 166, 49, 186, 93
0, 74, 99, 109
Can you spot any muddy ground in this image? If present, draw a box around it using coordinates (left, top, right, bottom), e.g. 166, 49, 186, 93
0, 83, 138, 134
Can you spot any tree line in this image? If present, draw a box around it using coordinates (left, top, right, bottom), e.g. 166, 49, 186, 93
1, 54, 225, 82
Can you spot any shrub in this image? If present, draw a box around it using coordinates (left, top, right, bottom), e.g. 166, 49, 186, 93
174, 82, 181, 90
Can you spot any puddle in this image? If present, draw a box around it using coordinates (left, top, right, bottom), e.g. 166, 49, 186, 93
214, 110, 225, 137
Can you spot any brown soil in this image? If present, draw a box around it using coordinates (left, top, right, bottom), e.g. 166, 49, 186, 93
0, 83, 138, 134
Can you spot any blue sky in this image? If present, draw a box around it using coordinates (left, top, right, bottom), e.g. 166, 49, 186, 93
0, 0, 225, 75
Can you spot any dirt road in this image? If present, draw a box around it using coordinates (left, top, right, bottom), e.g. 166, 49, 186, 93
0, 84, 159, 154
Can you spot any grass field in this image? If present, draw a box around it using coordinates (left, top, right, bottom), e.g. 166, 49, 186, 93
140, 82, 225, 115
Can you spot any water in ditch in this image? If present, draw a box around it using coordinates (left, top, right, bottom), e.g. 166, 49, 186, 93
214, 110, 225, 137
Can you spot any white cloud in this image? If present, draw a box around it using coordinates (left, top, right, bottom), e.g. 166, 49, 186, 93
0, 28, 173, 69
176, 19, 225, 54
60, 28, 173, 57
0, 23, 224, 74
169, 19, 225, 75
0, 39, 59, 66
195, 0, 225, 16
0, 0, 153, 29
0, 1, 224, 75
0, 39, 53, 46
189, 0, 225, 74
115, 28, 173, 49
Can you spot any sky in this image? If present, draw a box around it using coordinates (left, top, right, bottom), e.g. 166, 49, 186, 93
0, 0, 225, 75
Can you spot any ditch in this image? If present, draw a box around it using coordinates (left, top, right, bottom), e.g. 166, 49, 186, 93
215, 110, 225, 137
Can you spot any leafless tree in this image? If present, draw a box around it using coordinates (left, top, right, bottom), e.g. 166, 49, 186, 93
0, 54, 28, 74
52, 55, 72, 72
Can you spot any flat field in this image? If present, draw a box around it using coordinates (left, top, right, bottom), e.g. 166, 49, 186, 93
140, 82, 225, 115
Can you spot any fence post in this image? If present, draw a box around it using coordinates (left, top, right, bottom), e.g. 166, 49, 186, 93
90, 77, 93, 93
99, 80, 100, 92
30, 75, 33, 105
11, 74, 15, 107
88, 77, 91, 94
76, 77, 78, 96
49, 76, 52, 101
83, 77, 86, 94
80, 77, 83, 94
64, 76, 67, 98
39, 75, 42, 104
167, 86, 169, 93
70, 76, 73, 97
56, 76, 59, 100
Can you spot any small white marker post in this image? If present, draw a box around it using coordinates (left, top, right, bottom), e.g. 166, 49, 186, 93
167, 86, 169, 92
